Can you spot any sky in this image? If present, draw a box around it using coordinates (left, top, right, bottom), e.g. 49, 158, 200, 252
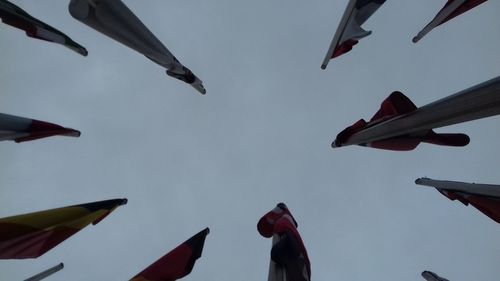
1, 0, 500, 280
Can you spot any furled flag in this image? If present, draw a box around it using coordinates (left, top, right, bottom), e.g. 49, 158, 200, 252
130, 228, 209, 281
0, 112, 80, 143
0, 0, 87, 56
331, 75, 500, 150
333, 91, 469, 150
413, 0, 487, 43
422, 270, 450, 281
0, 198, 127, 259
258, 203, 311, 281
321, 0, 386, 69
68, 0, 206, 94
416, 177, 500, 224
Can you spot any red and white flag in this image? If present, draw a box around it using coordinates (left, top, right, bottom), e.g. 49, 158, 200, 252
416, 178, 500, 224
321, 0, 386, 69
0, 112, 80, 143
413, 0, 488, 43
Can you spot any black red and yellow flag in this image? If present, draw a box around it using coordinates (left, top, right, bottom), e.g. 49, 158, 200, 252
0, 198, 127, 259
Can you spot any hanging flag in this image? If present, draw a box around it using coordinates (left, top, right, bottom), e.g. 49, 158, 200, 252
413, 0, 488, 43
331, 76, 500, 150
0, 0, 87, 56
333, 91, 469, 150
0, 112, 80, 143
321, 0, 386, 69
416, 177, 500, 224
68, 0, 206, 94
130, 228, 209, 281
0, 198, 127, 259
258, 203, 311, 281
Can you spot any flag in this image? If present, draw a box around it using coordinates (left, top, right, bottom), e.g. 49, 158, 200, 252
0, 199, 127, 259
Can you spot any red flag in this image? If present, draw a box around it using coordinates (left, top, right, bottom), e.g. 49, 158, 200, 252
130, 228, 209, 281
258, 203, 311, 281
413, 0, 487, 43
322, 0, 386, 68
333, 91, 469, 150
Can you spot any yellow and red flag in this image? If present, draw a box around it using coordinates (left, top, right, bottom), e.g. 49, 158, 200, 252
0, 198, 127, 259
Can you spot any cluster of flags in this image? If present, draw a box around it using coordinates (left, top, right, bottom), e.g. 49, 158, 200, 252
0, 0, 87, 56
1, 193, 498, 280
1, 0, 497, 280
2, 0, 205, 279
0, 0, 205, 94
258, 198, 499, 281
1, 199, 316, 281
322, 0, 488, 68
0, 198, 209, 281
321, 2, 496, 280
1, 0, 209, 141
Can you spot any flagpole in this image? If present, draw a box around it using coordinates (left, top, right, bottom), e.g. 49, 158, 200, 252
24, 263, 64, 281
321, 0, 357, 69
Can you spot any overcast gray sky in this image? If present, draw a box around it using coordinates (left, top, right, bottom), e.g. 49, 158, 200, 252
1, 1, 500, 280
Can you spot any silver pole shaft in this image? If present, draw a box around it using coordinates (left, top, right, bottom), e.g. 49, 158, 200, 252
24, 263, 64, 281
